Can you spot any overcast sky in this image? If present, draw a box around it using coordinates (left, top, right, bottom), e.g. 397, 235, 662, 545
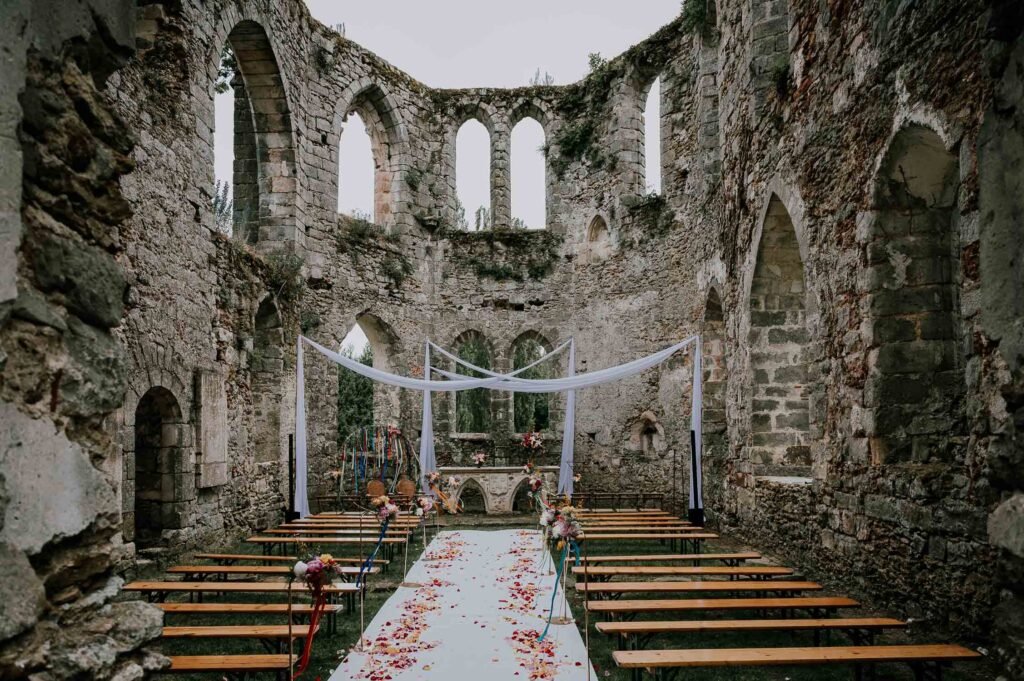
215, 0, 678, 350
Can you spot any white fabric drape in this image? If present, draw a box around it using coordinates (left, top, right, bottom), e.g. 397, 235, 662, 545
557, 339, 576, 495
293, 335, 703, 517
419, 342, 438, 491
428, 338, 572, 380
294, 338, 310, 517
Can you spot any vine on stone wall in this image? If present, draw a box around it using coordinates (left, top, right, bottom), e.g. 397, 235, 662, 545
336, 214, 414, 289
448, 230, 563, 282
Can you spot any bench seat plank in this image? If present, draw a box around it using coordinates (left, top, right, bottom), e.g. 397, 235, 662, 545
597, 618, 906, 636
582, 552, 760, 564
124, 580, 357, 594
612, 645, 982, 669
572, 566, 793, 577
193, 553, 388, 566
166, 565, 375, 577
586, 596, 859, 614
162, 625, 318, 639
247, 536, 405, 545
580, 533, 718, 541
157, 603, 340, 615
577, 580, 820, 594
264, 528, 410, 536
168, 654, 295, 673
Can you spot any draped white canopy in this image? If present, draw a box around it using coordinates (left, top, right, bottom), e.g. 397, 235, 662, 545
293, 335, 703, 519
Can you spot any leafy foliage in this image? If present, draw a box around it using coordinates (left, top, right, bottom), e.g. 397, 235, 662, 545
213, 180, 232, 235
513, 338, 551, 432
455, 336, 492, 433
622, 191, 674, 239
529, 68, 555, 86
215, 45, 236, 94
264, 250, 305, 302
337, 344, 374, 445
680, 0, 716, 38
449, 230, 563, 281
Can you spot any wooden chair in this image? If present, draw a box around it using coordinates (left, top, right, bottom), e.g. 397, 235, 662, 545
365, 479, 387, 498
396, 477, 417, 498
611, 644, 980, 681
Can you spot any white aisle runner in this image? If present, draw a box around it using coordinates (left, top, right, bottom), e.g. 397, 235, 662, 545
330, 529, 595, 681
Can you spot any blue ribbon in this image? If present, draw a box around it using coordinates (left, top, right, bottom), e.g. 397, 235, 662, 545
538, 538, 580, 642
356, 516, 389, 588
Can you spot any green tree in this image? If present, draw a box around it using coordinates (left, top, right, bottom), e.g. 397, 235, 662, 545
513, 338, 551, 432
337, 344, 374, 443
215, 45, 237, 94
213, 179, 232, 235
455, 336, 492, 432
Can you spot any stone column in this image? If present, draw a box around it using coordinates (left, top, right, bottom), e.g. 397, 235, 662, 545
490, 118, 511, 228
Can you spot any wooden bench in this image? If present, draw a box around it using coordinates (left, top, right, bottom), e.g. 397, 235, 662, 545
157, 602, 343, 634
166, 564, 376, 581
162, 624, 318, 654
581, 552, 760, 566
246, 535, 406, 560
611, 644, 981, 681
194, 553, 298, 564
124, 580, 360, 612
165, 653, 295, 679
571, 565, 794, 581
577, 532, 718, 552
586, 596, 859, 621
263, 528, 411, 536
577, 580, 821, 599
596, 617, 906, 650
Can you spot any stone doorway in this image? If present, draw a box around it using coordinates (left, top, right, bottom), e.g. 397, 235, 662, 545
131, 387, 188, 548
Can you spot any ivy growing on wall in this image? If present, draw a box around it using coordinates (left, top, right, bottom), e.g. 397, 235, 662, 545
448, 230, 563, 282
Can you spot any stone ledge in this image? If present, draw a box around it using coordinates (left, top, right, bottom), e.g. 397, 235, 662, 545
755, 475, 814, 486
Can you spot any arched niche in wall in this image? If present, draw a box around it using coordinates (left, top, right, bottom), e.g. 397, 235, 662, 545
337, 84, 405, 230
583, 215, 613, 263
456, 478, 488, 513
456, 119, 492, 230
510, 116, 547, 229
865, 124, 962, 465
212, 20, 297, 248
702, 286, 728, 437
451, 330, 493, 434
132, 386, 188, 549
359, 313, 402, 425
253, 296, 284, 465
511, 331, 553, 433
748, 194, 810, 475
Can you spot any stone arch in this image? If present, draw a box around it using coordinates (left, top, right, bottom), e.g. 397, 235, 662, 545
642, 75, 663, 194
449, 330, 495, 434
583, 214, 613, 263
131, 386, 189, 549
747, 193, 811, 476
334, 80, 409, 231
509, 477, 537, 513
353, 312, 402, 424
616, 62, 667, 196
445, 103, 499, 229
510, 330, 554, 433
864, 123, 962, 464
211, 19, 298, 249
455, 478, 489, 513
253, 296, 284, 465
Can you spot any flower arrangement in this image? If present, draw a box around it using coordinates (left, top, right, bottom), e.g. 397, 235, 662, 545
371, 495, 399, 524
550, 505, 582, 545
415, 496, 435, 517
293, 553, 344, 591
521, 431, 543, 451
539, 507, 556, 527
522, 460, 536, 475
528, 475, 543, 493
445, 475, 460, 491
572, 473, 581, 484
471, 451, 487, 467
426, 471, 441, 487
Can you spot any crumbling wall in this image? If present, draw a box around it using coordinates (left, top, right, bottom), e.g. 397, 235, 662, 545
0, 0, 166, 678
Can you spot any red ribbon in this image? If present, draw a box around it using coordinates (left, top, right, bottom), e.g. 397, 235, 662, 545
292, 585, 328, 679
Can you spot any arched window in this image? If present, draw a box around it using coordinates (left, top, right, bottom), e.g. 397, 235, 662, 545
456, 119, 491, 231
337, 314, 401, 442
866, 125, 961, 465
211, 21, 296, 246
511, 333, 552, 432
132, 387, 185, 548
510, 117, 546, 229
453, 331, 492, 433
749, 195, 810, 473
337, 111, 375, 222
584, 215, 612, 263
643, 76, 662, 194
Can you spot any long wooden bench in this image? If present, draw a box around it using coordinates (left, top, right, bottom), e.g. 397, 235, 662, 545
571, 565, 794, 581
611, 644, 981, 681
581, 552, 760, 566
263, 528, 411, 536
577, 580, 821, 599
124, 580, 360, 612
166, 564, 376, 581
162, 625, 318, 654
165, 653, 295, 679
194, 553, 298, 564
596, 617, 907, 650
246, 535, 406, 560
158, 602, 343, 634
586, 596, 859, 621
578, 532, 717, 553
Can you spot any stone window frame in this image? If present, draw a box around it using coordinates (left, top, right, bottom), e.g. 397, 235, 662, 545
445, 328, 497, 440
332, 79, 411, 234
508, 329, 561, 436
446, 103, 498, 230
203, 14, 301, 251
508, 100, 554, 231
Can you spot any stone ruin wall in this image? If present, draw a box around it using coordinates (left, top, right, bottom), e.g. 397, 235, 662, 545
2, 0, 1023, 677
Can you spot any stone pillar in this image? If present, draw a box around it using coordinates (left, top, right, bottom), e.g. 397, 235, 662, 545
231, 74, 260, 244
491, 119, 511, 228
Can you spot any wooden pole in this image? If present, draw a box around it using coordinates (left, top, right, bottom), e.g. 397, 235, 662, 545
287, 573, 294, 677
584, 538, 591, 681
